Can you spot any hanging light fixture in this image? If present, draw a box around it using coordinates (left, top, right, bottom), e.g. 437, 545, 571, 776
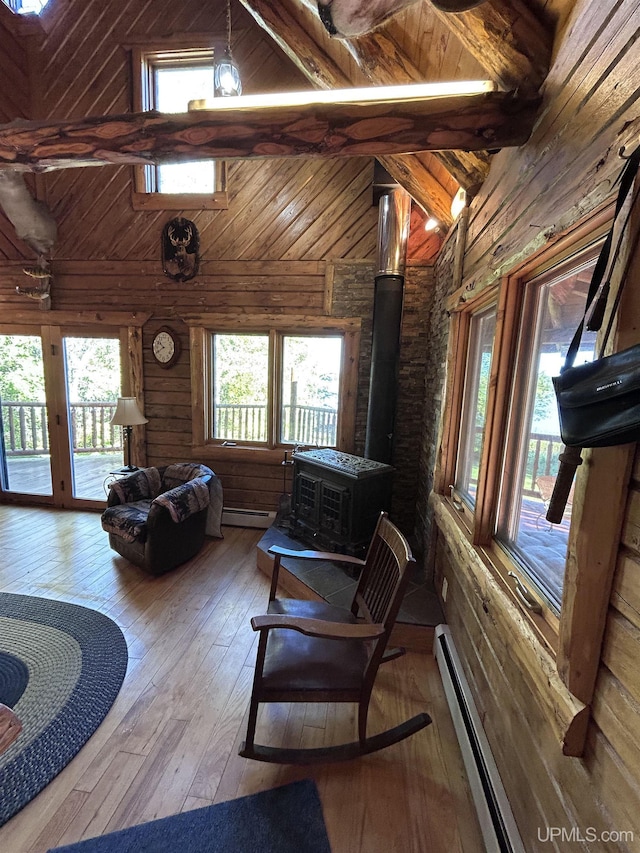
214, 0, 242, 98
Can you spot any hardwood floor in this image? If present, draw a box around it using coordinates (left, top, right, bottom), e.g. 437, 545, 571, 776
0, 505, 484, 853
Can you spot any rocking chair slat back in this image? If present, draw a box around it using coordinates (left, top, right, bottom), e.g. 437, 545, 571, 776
239, 512, 431, 764
354, 514, 413, 625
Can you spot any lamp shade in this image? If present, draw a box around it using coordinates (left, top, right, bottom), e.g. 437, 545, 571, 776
110, 397, 148, 427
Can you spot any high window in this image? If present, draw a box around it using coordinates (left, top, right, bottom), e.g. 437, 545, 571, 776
131, 46, 227, 210
2, 0, 47, 12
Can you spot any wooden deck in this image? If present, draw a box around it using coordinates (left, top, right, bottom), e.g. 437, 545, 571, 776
0, 505, 484, 853
3, 453, 123, 502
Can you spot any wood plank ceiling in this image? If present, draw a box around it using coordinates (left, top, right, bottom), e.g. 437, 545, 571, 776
0, 0, 570, 263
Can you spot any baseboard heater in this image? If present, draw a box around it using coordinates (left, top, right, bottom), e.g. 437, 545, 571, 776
434, 625, 525, 853
221, 508, 276, 529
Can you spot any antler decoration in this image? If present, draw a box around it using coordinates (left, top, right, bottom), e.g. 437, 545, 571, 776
17, 257, 53, 306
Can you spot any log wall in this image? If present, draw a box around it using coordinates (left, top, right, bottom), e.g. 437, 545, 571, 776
425, 1, 640, 848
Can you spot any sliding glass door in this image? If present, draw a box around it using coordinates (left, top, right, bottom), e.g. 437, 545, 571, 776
0, 328, 126, 507
0, 333, 53, 497
62, 335, 123, 501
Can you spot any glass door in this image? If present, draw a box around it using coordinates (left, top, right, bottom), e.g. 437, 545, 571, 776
61, 335, 123, 502
0, 333, 53, 498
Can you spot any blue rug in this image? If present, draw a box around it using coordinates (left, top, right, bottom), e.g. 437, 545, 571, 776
48, 779, 332, 853
0, 593, 128, 828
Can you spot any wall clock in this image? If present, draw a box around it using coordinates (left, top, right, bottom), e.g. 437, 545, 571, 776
152, 326, 181, 368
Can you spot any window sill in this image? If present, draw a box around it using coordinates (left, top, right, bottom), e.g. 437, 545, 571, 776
131, 191, 229, 211
434, 493, 558, 654
430, 492, 589, 756
192, 444, 291, 465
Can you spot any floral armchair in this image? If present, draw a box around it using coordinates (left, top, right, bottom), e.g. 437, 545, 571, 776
101, 463, 223, 576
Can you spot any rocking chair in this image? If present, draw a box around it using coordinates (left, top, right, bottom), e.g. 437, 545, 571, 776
239, 512, 432, 764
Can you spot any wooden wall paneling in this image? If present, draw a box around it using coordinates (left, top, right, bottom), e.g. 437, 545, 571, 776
288, 169, 377, 262
462, 0, 640, 286
582, 724, 640, 842
591, 666, 640, 789
0, 33, 29, 122
433, 499, 588, 751
436, 537, 620, 849
203, 161, 308, 257
440, 551, 570, 844
0, 219, 24, 262
601, 608, 640, 708
612, 549, 640, 624
328, 217, 378, 263
58, 170, 133, 260
44, 5, 123, 115
0, 7, 32, 261
224, 160, 334, 260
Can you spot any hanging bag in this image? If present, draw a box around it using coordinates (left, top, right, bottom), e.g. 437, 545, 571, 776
553, 146, 640, 449
546, 146, 640, 523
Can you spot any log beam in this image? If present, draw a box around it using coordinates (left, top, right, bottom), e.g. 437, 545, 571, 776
0, 92, 540, 172
239, 0, 490, 216
429, 0, 553, 94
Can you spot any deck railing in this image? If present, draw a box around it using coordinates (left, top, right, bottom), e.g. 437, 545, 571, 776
466, 428, 565, 498
2, 401, 563, 488
214, 403, 338, 446
2, 400, 339, 455
2, 401, 123, 456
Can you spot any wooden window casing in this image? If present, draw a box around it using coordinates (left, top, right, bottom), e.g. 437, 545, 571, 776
438, 200, 636, 721
186, 314, 360, 465
130, 43, 229, 211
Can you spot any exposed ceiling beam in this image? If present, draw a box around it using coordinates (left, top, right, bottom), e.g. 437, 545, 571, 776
238, 0, 491, 222
0, 91, 539, 172
316, 24, 493, 191
429, 0, 553, 95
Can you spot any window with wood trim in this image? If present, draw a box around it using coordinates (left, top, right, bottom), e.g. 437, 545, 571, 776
494, 250, 598, 611
188, 316, 360, 455
444, 219, 609, 628
454, 302, 497, 510
131, 46, 228, 211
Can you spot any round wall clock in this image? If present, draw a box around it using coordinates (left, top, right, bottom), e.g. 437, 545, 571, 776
152, 326, 181, 368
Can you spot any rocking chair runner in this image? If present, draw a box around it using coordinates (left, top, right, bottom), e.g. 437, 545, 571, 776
240, 512, 432, 764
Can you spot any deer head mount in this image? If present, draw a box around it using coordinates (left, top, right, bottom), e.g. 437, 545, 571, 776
317, 0, 485, 37
161, 217, 200, 282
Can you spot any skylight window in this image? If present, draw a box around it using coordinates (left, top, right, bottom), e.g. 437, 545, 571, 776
3, 0, 48, 13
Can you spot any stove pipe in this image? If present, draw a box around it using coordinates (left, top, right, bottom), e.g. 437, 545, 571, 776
364, 187, 411, 464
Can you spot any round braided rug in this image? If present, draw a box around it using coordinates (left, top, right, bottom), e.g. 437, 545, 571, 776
0, 593, 128, 828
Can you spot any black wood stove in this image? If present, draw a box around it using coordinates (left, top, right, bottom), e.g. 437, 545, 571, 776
290, 449, 394, 557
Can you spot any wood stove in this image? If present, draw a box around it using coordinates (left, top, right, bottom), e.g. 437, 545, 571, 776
290, 449, 394, 556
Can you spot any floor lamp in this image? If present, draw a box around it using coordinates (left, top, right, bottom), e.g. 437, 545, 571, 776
110, 397, 148, 471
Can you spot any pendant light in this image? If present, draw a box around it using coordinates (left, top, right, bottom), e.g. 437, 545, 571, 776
214, 0, 242, 98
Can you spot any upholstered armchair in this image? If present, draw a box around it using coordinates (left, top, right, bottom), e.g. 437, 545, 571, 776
101, 463, 223, 576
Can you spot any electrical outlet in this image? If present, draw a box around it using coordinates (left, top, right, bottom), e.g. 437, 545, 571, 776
441, 577, 448, 602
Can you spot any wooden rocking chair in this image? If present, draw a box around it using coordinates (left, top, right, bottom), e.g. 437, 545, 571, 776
239, 512, 432, 764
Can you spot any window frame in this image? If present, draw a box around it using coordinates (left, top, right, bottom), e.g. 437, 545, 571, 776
186, 315, 360, 462
130, 42, 228, 211
438, 201, 635, 708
